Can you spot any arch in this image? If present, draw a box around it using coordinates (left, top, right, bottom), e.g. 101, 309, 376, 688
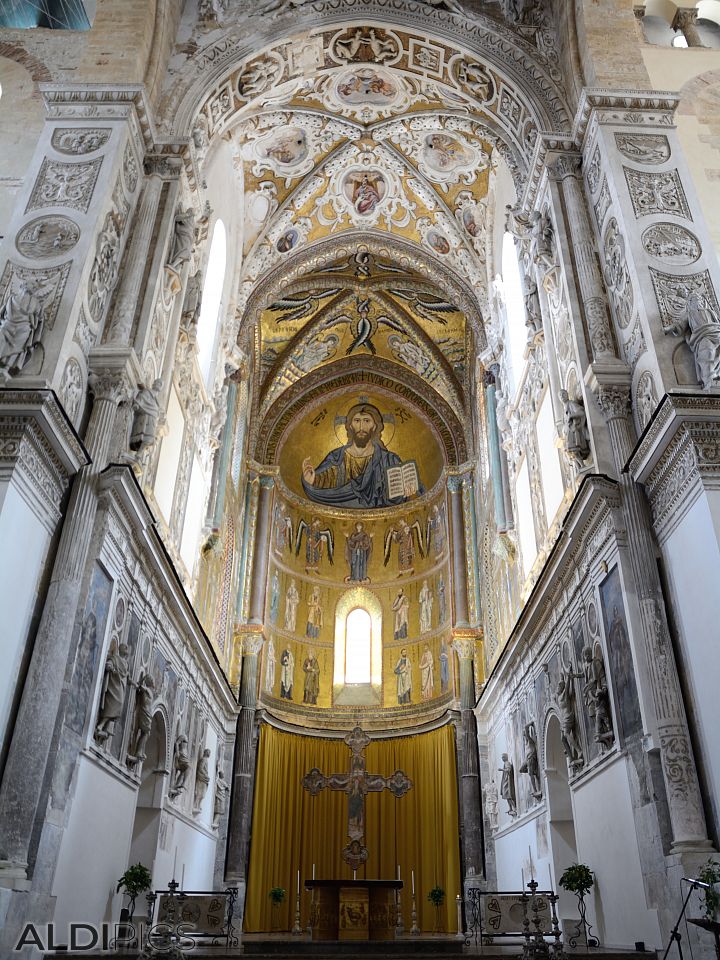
128, 709, 170, 894
333, 586, 382, 705
544, 712, 579, 935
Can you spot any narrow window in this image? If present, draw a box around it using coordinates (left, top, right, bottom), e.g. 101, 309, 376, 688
345, 608, 371, 684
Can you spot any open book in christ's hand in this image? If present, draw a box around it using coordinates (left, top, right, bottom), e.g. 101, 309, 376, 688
386, 460, 419, 500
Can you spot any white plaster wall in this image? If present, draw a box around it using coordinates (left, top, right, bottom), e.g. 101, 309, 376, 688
494, 813, 553, 893
153, 814, 218, 894
0, 482, 49, 753
660, 492, 720, 832
0, 57, 45, 231
573, 755, 662, 949
51, 755, 137, 934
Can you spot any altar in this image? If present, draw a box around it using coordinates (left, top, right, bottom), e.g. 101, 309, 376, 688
305, 879, 402, 940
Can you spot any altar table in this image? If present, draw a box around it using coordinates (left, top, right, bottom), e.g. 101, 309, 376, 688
305, 879, 402, 940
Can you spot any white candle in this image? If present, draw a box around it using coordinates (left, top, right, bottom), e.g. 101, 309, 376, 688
548, 865, 553, 892
181, 864, 185, 890
353, 869, 357, 881
297, 869, 300, 896
522, 867, 525, 889
411, 870, 415, 896
397, 864, 400, 881
173, 849, 177, 881
312, 864, 316, 880
529, 846, 534, 883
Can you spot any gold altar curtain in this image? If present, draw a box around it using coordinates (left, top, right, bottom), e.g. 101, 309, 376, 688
244, 723, 461, 933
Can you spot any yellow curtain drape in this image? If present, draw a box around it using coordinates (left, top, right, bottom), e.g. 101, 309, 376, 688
244, 723, 461, 933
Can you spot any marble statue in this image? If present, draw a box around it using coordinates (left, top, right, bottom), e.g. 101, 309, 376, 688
128, 672, 154, 763
560, 389, 590, 467
182, 270, 202, 334
519, 721, 543, 799
531, 210, 555, 268
193, 748, 211, 812
577, 646, 615, 752
556, 670, 584, 773
0, 278, 48, 381
169, 208, 195, 269
524, 274, 542, 336
94, 641, 130, 745
130, 379, 163, 453
499, 753, 517, 816
213, 769, 229, 828
170, 734, 191, 798
483, 779, 499, 831
667, 284, 720, 390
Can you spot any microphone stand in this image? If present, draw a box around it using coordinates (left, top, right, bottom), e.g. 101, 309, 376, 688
662, 881, 699, 960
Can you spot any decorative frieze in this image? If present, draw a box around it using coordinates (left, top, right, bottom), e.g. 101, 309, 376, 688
624, 168, 691, 220
641, 223, 700, 265
15, 216, 80, 260
50, 128, 111, 156
26, 156, 103, 215
614, 133, 670, 165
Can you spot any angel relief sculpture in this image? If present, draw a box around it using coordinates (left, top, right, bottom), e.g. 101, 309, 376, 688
383, 517, 425, 576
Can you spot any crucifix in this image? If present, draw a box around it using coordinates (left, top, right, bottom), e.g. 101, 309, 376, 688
302, 725, 413, 870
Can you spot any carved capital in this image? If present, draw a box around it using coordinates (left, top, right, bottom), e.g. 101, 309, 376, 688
594, 384, 631, 419
547, 153, 582, 181
87, 370, 134, 405
143, 154, 183, 179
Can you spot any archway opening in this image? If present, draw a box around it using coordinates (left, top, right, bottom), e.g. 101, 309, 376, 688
128, 711, 168, 899
544, 714, 579, 935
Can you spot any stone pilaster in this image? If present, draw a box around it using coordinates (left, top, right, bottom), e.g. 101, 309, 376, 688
225, 630, 264, 912
448, 475, 469, 628
587, 370, 711, 853
453, 635, 484, 886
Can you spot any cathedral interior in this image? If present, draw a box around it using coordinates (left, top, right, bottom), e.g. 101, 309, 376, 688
1, 0, 720, 955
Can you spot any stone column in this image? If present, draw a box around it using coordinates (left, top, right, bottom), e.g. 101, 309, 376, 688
0, 353, 139, 889
672, 8, 703, 46
448, 476, 469, 627
248, 476, 274, 624
587, 370, 711, 852
225, 632, 264, 904
453, 636, 484, 885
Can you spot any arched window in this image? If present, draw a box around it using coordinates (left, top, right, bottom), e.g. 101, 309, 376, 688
197, 219, 227, 384
501, 231, 527, 394
345, 608, 372, 684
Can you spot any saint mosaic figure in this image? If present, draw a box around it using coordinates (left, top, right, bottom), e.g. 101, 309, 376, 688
269, 570, 280, 624
305, 585, 323, 640
94, 640, 130, 745
273, 502, 293, 555
295, 516, 334, 572
420, 644, 434, 701
284, 579, 300, 632
499, 752, 517, 816
439, 638, 450, 692
264, 638, 276, 694
418, 579, 433, 633
394, 648, 412, 704
280, 647, 295, 699
438, 575, 448, 625
302, 402, 422, 509
425, 504, 447, 558
345, 522, 373, 583
303, 649, 320, 705
392, 587, 410, 640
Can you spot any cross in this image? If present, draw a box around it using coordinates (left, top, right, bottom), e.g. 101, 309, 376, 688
302, 725, 413, 870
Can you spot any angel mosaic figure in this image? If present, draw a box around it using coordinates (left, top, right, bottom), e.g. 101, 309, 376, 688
383, 517, 425, 576
295, 516, 334, 573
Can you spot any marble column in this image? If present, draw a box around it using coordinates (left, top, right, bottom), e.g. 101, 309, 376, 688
672, 8, 703, 46
587, 370, 711, 852
248, 476, 274, 624
454, 637, 484, 884
225, 633, 264, 898
448, 476, 469, 628
0, 354, 138, 888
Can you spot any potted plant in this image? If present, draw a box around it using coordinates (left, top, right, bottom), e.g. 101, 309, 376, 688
428, 885, 445, 933
697, 859, 720, 921
116, 862, 153, 923
269, 886, 286, 932
559, 863, 599, 948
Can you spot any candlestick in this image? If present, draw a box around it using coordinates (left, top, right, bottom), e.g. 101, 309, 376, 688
455, 894, 465, 942
411, 891, 420, 936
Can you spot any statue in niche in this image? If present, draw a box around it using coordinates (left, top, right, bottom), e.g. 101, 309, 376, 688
575, 646, 615, 752
213, 769, 229, 829
484, 779, 500, 831
127, 671, 154, 764
280, 647, 295, 700
519, 722, 543, 800
193, 748, 211, 813
499, 753, 517, 816
666, 283, 720, 390
524, 274, 543, 337
439, 637, 450, 692
420, 644, 434, 701
394, 648, 412, 704
301, 402, 422, 509
269, 570, 280, 624
383, 517, 425, 576
170, 734, 191, 798
531, 210, 555, 268
345, 521, 373, 584
392, 587, 409, 640
560, 389, 591, 467
129, 379, 163, 453
418, 580, 433, 634
305, 585, 323, 640
94, 641, 130, 745
303, 649, 320, 705
168, 207, 195, 270
0, 277, 49, 381
556, 669, 584, 773
296, 517, 334, 573
284, 579, 300, 632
